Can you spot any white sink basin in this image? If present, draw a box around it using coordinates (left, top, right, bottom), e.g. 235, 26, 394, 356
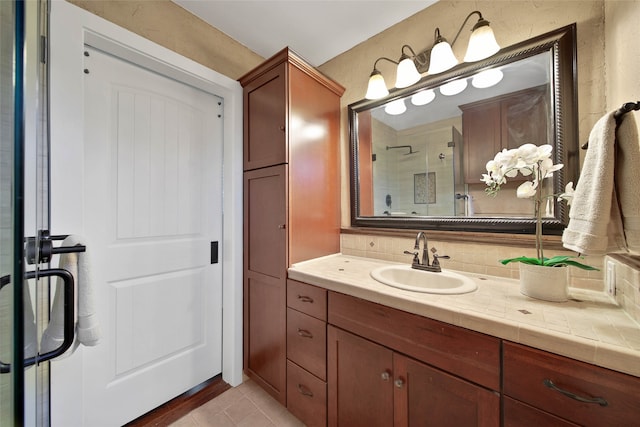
370, 265, 477, 294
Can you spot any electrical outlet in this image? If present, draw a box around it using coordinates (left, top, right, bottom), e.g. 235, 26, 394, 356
606, 260, 617, 297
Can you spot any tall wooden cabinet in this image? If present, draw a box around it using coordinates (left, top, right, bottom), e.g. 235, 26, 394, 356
240, 48, 344, 405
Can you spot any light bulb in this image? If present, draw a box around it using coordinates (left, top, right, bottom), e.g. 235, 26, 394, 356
395, 56, 421, 88
472, 69, 503, 88
365, 70, 389, 100
427, 40, 458, 74
384, 99, 407, 115
440, 79, 468, 96
464, 24, 500, 62
411, 89, 436, 106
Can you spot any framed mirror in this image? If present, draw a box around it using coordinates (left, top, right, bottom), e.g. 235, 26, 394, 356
349, 24, 578, 235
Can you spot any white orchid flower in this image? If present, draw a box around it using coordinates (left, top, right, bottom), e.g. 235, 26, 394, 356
494, 148, 518, 169
516, 181, 537, 198
516, 143, 540, 164
539, 158, 563, 179
558, 181, 574, 205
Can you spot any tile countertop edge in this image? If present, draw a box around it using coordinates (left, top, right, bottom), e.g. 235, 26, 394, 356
288, 254, 640, 378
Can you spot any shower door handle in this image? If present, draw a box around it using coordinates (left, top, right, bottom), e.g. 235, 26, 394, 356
0, 275, 11, 373
23, 268, 75, 367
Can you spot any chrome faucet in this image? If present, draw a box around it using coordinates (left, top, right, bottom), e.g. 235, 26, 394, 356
404, 231, 450, 272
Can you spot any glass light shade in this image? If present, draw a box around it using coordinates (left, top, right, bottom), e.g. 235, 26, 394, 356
464, 24, 500, 62
472, 68, 503, 88
427, 40, 458, 74
440, 79, 467, 96
384, 99, 407, 115
395, 57, 421, 88
365, 71, 389, 100
411, 89, 436, 106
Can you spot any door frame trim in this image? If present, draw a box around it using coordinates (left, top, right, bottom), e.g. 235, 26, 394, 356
49, 2, 243, 424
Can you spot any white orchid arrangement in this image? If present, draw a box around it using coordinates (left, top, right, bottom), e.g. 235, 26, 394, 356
483, 143, 597, 270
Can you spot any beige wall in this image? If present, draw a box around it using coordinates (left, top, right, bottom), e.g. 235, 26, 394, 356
64, 0, 639, 292
67, 0, 264, 80
605, 0, 640, 109
317, 0, 608, 228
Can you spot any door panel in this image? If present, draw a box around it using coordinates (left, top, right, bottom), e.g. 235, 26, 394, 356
49, 45, 224, 426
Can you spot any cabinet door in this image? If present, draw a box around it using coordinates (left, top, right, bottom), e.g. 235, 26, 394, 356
244, 165, 287, 279
328, 326, 393, 427
394, 354, 499, 427
243, 63, 287, 170
243, 165, 287, 403
501, 86, 550, 149
462, 101, 501, 184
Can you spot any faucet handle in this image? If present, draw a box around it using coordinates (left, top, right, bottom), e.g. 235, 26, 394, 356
403, 250, 420, 265
430, 247, 450, 268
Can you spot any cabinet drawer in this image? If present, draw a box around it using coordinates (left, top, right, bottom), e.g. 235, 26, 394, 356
287, 279, 327, 320
287, 360, 327, 427
287, 308, 326, 380
504, 396, 579, 427
328, 292, 500, 390
503, 342, 640, 426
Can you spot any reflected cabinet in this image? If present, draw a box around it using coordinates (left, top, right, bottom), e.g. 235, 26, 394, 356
240, 48, 344, 405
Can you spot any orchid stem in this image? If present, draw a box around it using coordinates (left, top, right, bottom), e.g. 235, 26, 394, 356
535, 164, 544, 264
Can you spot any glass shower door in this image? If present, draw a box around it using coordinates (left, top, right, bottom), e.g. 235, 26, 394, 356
1, 0, 25, 424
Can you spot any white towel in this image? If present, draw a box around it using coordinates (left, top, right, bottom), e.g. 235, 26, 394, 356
562, 111, 640, 255
41, 235, 101, 354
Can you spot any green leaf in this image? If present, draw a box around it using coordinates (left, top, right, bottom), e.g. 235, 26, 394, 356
499, 255, 599, 270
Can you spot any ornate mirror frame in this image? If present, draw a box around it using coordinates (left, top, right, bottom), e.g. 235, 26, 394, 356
349, 24, 578, 235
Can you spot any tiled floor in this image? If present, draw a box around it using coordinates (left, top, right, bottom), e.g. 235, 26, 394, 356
169, 379, 305, 427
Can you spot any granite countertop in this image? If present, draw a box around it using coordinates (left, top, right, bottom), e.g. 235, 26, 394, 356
288, 254, 640, 378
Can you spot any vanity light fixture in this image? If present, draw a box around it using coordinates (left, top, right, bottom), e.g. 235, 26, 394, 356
440, 79, 468, 96
395, 45, 422, 88
365, 47, 422, 100
364, 10, 500, 100
384, 98, 407, 115
365, 57, 397, 100
411, 89, 436, 106
471, 68, 504, 88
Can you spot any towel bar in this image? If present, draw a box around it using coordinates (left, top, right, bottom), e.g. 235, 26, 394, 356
25, 229, 86, 265
582, 101, 640, 149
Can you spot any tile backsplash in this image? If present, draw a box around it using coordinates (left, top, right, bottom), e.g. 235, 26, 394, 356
340, 233, 605, 291
608, 255, 640, 324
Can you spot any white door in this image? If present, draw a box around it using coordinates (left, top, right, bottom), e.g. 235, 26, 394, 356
58, 45, 224, 426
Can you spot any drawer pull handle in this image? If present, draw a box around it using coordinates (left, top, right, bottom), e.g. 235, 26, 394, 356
297, 295, 314, 303
381, 371, 391, 381
543, 379, 608, 407
297, 384, 314, 397
297, 328, 313, 338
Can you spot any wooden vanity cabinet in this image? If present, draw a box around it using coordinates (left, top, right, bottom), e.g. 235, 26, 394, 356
503, 341, 640, 426
240, 48, 344, 405
327, 292, 500, 426
461, 85, 550, 184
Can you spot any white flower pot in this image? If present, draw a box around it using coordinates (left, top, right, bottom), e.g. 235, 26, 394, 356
518, 263, 568, 302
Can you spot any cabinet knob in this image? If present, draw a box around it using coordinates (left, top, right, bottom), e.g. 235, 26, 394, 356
394, 378, 405, 388
279, 125, 285, 132
278, 224, 286, 229
380, 371, 391, 381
